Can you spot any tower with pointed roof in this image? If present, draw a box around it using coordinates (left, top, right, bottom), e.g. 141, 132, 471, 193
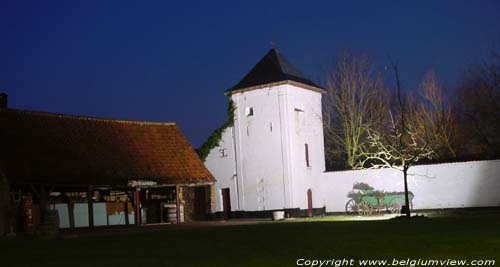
205, 49, 326, 214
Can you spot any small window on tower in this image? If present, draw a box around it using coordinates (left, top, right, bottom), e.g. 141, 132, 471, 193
245, 107, 254, 117
295, 108, 305, 130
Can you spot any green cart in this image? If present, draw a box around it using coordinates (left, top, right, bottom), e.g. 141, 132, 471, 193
345, 183, 414, 215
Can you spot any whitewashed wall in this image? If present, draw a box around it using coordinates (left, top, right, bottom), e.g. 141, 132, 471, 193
312, 160, 500, 212
205, 84, 500, 214
205, 127, 239, 211
231, 85, 289, 211
284, 86, 326, 209
206, 84, 326, 212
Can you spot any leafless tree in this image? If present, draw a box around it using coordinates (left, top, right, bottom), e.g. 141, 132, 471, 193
357, 63, 437, 217
323, 51, 388, 169
417, 71, 458, 158
456, 49, 500, 157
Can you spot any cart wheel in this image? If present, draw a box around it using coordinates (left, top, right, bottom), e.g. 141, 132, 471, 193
387, 197, 404, 214
345, 199, 358, 215
357, 200, 372, 215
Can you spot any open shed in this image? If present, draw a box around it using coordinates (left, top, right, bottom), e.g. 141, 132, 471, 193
0, 97, 214, 234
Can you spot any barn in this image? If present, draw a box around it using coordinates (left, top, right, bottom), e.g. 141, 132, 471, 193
0, 93, 215, 235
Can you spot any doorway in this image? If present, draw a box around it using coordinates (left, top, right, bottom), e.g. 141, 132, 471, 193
221, 188, 231, 220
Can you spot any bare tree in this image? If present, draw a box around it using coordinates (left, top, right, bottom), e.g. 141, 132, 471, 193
357, 63, 437, 217
456, 49, 500, 157
323, 51, 387, 169
418, 71, 458, 158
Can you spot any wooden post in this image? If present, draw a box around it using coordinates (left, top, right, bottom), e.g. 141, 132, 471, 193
68, 197, 75, 228
87, 185, 94, 228
175, 184, 181, 224
124, 201, 129, 225
30, 184, 47, 225
135, 188, 141, 226
39, 185, 48, 224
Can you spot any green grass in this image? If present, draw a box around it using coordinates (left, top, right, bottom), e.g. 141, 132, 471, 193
1, 215, 499, 267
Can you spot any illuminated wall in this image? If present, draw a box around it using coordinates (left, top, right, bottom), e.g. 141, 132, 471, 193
313, 160, 500, 212
206, 84, 326, 212
203, 70, 499, 213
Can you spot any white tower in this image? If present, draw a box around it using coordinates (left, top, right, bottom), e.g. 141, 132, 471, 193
205, 49, 326, 214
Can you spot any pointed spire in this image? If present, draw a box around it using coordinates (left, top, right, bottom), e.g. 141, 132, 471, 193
227, 49, 323, 93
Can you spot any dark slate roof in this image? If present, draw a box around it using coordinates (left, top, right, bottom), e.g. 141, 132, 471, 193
0, 109, 215, 186
227, 48, 323, 92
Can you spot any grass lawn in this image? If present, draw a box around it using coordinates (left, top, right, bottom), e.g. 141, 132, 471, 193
1, 214, 499, 267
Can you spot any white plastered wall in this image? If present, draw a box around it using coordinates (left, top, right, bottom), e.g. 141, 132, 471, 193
313, 160, 500, 212
231, 85, 289, 211
205, 84, 500, 214
206, 84, 326, 212
205, 127, 239, 212
283, 86, 326, 209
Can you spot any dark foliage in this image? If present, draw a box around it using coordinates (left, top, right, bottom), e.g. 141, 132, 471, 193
197, 96, 236, 161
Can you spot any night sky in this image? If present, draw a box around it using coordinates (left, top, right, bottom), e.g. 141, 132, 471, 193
1, 1, 499, 147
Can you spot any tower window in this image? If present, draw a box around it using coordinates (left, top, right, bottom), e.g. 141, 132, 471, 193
295, 108, 305, 131
305, 143, 310, 167
245, 107, 254, 117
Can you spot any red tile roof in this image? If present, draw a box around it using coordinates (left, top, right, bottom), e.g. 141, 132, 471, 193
0, 109, 215, 186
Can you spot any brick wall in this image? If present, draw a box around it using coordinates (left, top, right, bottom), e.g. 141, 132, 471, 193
182, 185, 212, 222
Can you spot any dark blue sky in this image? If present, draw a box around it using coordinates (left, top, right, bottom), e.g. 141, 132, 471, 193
1, 1, 499, 147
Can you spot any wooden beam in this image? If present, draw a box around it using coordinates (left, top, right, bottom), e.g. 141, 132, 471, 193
135, 188, 141, 226
124, 201, 129, 225
87, 185, 94, 228
67, 196, 75, 228
29, 184, 40, 199
175, 184, 181, 224
31, 184, 48, 224
125, 190, 135, 210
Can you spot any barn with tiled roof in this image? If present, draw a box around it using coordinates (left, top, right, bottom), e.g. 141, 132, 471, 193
0, 109, 214, 186
0, 93, 214, 234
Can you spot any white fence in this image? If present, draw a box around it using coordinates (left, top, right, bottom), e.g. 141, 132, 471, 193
313, 160, 500, 212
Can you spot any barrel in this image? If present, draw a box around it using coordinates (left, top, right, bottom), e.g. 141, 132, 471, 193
166, 205, 184, 223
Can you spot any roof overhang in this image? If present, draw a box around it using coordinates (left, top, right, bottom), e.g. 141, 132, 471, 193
224, 80, 326, 95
